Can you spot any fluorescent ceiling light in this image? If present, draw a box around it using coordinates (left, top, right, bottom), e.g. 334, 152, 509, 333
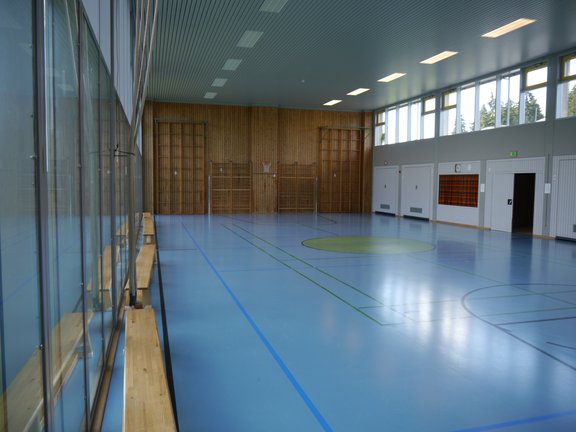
323, 99, 342, 106
377, 73, 406, 83
347, 88, 370, 96
237, 30, 263, 48
482, 18, 536, 38
211, 78, 228, 87
260, 0, 289, 13
420, 51, 458, 64
204, 92, 217, 99
222, 59, 242, 71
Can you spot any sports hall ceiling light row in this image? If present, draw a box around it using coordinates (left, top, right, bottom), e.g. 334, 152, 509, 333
321, 17, 536, 109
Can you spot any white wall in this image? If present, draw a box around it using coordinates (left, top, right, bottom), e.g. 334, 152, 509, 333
436, 161, 481, 226
82, 0, 111, 72
114, 0, 132, 122
82, 0, 132, 121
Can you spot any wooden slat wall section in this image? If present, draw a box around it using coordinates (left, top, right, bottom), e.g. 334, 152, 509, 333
361, 112, 373, 213
251, 106, 278, 213
143, 102, 373, 213
142, 103, 154, 213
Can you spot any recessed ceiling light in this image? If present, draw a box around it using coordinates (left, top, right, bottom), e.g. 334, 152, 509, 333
237, 30, 263, 48
211, 78, 228, 87
347, 88, 370, 96
377, 73, 406, 83
204, 92, 217, 99
420, 51, 458, 65
323, 100, 342, 106
260, 0, 289, 13
482, 18, 536, 38
222, 59, 242, 71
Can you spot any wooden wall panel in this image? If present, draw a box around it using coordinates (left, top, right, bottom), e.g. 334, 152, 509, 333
251, 106, 278, 213
142, 101, 373, 214
142, 103, 154, 212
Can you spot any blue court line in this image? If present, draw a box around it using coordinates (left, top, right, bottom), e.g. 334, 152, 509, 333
180, 221, 333, 432
452, 409, 576, 431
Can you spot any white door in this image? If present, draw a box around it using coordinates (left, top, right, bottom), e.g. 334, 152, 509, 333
372, 166, 398, 214
401, 165, 433, 218
556, 159, 576, 239
491, 173, 514, 232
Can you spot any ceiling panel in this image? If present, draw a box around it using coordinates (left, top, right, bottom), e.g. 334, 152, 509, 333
148, 0, 576, 111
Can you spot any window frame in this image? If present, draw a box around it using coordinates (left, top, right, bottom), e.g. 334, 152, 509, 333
523, 62, 548, 91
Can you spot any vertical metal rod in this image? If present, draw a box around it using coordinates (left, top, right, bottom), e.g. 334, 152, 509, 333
128, 153, 137, 306
315, 176, 319, 213
208, 175, 212, 215
77, 14, 93, 429
109, 0, 118, 323
34, 0, 54, 429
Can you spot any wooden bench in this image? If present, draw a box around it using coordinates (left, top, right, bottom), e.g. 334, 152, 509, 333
0, 312, 92, 431
143, 213, 155, 244
123, 308, 176, 432
125, 243, 156, 291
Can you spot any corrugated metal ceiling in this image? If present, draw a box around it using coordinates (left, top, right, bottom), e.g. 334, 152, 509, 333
148, 0, 576, 111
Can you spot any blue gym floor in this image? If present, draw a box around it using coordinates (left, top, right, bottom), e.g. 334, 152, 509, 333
127, 213, 576, 431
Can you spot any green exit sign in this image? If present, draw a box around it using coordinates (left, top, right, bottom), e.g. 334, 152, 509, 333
509, 150, 518, 158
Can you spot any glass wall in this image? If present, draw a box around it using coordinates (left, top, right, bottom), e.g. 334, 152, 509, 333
0, 0, 139, 430
44, 0, 87, 428
0, 0, 44, 429
80, 16, 104, 408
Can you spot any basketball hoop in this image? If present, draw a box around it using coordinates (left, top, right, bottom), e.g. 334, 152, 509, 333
262, 160, 271, 173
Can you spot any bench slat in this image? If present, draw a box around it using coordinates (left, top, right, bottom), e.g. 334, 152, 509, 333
125, 244, 156, 291
123, 308, 176, 432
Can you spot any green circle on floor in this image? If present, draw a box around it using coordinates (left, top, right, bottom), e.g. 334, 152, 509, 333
302, 236, 434, 254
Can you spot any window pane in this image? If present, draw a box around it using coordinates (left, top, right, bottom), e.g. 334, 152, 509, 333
479, 80, 496, 130
45, 0, 87, 429
501, 73, 520, 126
376, 111, 385, 124
460, 85, 476, 133
443, 90, 457, 108
557, 79, 576, 118
423, 113, 435, 139
524, 87, 547, 123
387, 108, 397, 144
441, 107, 457, 135
410, 101, 421, 140
525, 64, 547, 88
0, 1, 44, 427
81, 18, 105, 408
563, 56, 576, 79
398, 105, 408, 143
375, 124, 385, 145
424, 96, 436, 113
100, 59, 114, 351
